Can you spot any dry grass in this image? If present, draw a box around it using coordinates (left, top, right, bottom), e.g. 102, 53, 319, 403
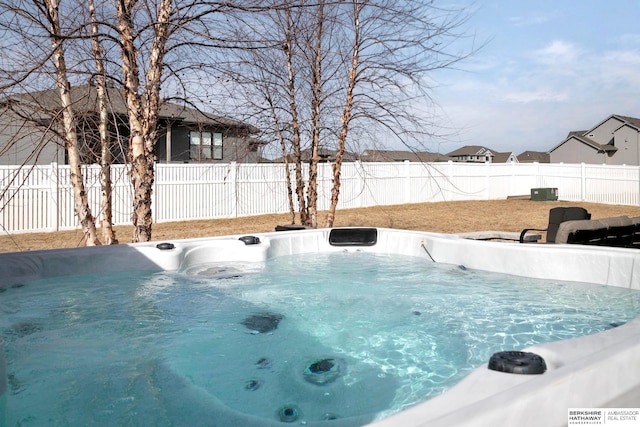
1, 199, 639, 253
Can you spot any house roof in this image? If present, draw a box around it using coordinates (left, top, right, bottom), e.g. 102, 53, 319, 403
274, 147, 359, 163
587, 114, 640, 134
492, 152, 517, 163
359, 149, 451, 162
445, 145, 517, 163
558, 134, 618, 153
517, 151, 550, 163
446, 145, 492, 157
612, 115, 640, 131
3, 84, 259, 133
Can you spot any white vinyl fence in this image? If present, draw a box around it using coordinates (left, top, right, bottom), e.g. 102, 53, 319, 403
1, 161, 639, 234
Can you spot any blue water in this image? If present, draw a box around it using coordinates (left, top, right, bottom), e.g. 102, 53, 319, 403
1, 252, 640, 426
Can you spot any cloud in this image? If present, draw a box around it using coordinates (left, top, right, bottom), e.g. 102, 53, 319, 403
619, 33, 640, 46
507, 11, 559, 27
531, 40, 581, 64
598, 49, 640, 89
602, 49, 640, 64
502, 89, 568, 104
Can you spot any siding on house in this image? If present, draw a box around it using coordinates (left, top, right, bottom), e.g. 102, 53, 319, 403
0, 106, 65, 165
0, 85, 264, 165
550, 137, 609, 164
586, 117, 624, 144
549, 114, 640, 165
157, 131, 263, 164
612, 124, 640, 166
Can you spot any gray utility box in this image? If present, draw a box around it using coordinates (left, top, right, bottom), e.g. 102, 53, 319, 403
530, 187, 558, 201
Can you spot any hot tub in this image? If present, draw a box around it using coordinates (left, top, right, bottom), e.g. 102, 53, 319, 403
1, 228, 639, 427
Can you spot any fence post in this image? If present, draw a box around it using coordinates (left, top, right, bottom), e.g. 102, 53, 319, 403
229, 161, 237, 217
484, 161, 490, 200
48, 162, 59, 232
581, 163, 586, 201
152, 164, 159, 223
637, 164, 640, 206
446, 161, 454, 201
351, 161, 362, 208
403, 160, 411, 203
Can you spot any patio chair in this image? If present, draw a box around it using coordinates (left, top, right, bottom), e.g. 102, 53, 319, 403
600, 216, 636, 247
519, 207, 591, 243
555, 219, 607, 245
630, 217, 640, 249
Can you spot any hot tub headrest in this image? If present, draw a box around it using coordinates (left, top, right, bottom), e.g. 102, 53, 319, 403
329, 228, 378, 246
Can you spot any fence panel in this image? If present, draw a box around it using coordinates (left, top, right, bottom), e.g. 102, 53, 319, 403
1, 161, 639, 234
235, 163, 292, 216
582, 164, 639, 205
0, 165, 54, 232
154, 163, 236, 222
535, 163, 584, 201
441, 162, 487, 201
358, 162, 410, 206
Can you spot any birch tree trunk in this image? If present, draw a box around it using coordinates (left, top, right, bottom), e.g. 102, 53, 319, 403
305, 0, 325, 228
44, 0, 100, 246
325, 0, 361, 228
266, 96, 296, 224
116, 0, 146, 242
89, 0, 118, 245
116, 0, 172, 242
283, 7, 307, 225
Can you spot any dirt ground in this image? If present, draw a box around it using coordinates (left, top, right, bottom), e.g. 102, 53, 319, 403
1, 199, 639, 253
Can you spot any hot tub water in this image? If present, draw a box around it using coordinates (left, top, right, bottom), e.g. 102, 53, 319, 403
2, 251, 639, 426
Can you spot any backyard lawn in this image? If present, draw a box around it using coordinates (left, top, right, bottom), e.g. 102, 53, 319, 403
1, 199, 639, 253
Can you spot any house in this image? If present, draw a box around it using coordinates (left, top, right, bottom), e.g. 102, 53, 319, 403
274, 147, 359, 163
358, 149, 452, 162
274, 148, 451, 163
445, 145, 518, 163
517, 151, 550, 163
549, 115, 640, 165
0, 84, 265, 165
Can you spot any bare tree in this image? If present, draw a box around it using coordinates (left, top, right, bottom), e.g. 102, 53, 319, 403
114, 0, 172, 242
325, 0, 360, 228
1, 0, 219, 244
0, 0, 123, 246
113, 0, 270, 241
88, 0, 118, 244
284, 5, 308, 225
215, 1, 475, 228
43, 0, 101, 245
0, 0, 475, 242
304, 0, 325, 228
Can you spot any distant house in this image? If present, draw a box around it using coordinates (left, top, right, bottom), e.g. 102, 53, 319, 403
0, 84, 265, 165
274, 147, 359, 163
445, 145, 518, 163
358, 149, 452, 162
549, 114, 640, 165
517, 151, 550, 163
274, 148, 452, 163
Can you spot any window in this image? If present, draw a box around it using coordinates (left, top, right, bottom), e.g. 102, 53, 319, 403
190, 131, 223, 160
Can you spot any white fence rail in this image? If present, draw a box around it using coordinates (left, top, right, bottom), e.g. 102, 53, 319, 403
1, 161, 639, 234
